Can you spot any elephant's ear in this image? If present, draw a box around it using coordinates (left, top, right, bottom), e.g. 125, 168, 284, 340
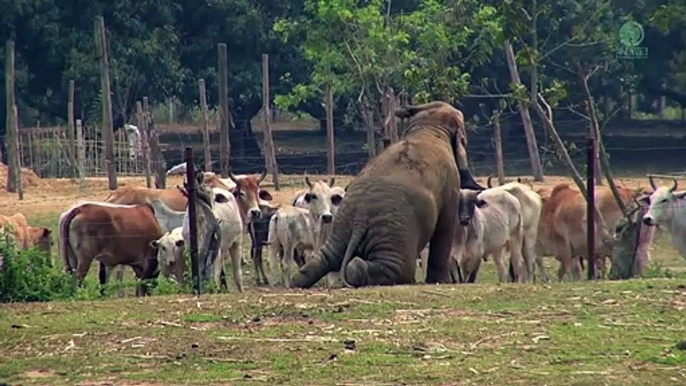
394, 106, 415, 119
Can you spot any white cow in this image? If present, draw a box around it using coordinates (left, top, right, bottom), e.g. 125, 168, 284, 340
182, 187, 244, 292
640, 177, 686, 259
267, 205, 319, 288
453, 188, 525, 284
486, 179, 543, 283
123, 124, 142, 160
290, 176, 345, 286
150, 227, 185, 283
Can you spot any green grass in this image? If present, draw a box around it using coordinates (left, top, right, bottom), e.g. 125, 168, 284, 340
2, 280, 686, 385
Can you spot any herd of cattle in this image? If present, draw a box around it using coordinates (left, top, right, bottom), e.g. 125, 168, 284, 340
2, 101, 686, 297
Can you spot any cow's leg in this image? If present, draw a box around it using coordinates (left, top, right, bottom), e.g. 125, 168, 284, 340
282, 243, 295, 289
325, 271, 339, 288
492, 248, 509, 283
522, 234, 537, 283
129, 263, 149, 297
229, 241, 244, 293
213, 251, 228, 292
251, 244, 263, 286
112, 265, 126, 297
98, 262, 110, 297
75, 256, 94, 288
510, 233, 525, 283
267, 238, 281, 288
256, 247, 269, 286
535, 254, 550, 283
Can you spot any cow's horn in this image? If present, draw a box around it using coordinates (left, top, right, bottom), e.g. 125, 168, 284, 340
671, 178, 678, 192
258, 169, 268, 183
648, 175, 658, 190
304, 173, 313, 188
227, 166, 239, 184
329, 177, 335, 187
487, 175, 494, 188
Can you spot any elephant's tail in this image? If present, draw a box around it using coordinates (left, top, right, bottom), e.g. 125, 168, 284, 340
340, 227, 364, 288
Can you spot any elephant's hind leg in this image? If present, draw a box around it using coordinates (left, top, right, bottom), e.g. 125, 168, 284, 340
344, 252, 411, 287
426, 193, 458, 284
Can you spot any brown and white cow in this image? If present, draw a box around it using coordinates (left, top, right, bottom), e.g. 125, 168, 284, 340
59, 202, 163, 296
203, 170, 274, 226
104, 186, 188, 211
537, 183, 653, 281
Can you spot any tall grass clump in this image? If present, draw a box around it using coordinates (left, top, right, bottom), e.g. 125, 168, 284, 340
0, 236, 76, 303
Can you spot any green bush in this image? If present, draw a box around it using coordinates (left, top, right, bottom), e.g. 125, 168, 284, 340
0, 237, 77, 303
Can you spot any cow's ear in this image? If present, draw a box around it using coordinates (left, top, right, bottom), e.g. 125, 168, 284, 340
676, 191, 686, 199
175, 239, 185, 248
638, 194, 650, 206
475, 199, 488, 208
42, 228, 51, 237
259, 189, 273, 201
215, 193, 230, 204
150, 240, 160, 249
331, 194, 343, 206
304, 193, 313, 203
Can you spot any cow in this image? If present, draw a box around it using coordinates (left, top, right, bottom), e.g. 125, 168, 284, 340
150, 227, 185, 284
290, 176, 345, 285
59, 202, 163, 296
486, 176, 542, 283
267, 204, 324, 288
248, 204, 279, 286
537, 183, 652, 281
639, 176, 686, 259
203, 170, 274, 261
104, 186, 188, 212
452, 188, 525, 283
182, 186, 245, 292
0, 213, 52, 268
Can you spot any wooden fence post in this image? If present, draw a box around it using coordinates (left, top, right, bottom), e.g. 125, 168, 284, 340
217, 43, 230, 178
586, 136, 597, 280
198, 79, 212, 172
5, 40, 20, 195
492, 109, 505, 185
67, 80, 76, 172
185, 147, 200, 296
136, 101, 152, 188
76, 119, 87, 191
325, 83, 335, 176
262, 54, 280, 190
94, 16, 117, 189
144, 97, 165, 188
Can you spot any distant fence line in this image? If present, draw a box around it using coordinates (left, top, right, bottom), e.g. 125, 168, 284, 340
10, 122, 686, 180
17, 126, 147, 178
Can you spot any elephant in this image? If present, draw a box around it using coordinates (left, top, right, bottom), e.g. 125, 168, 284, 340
290, 101, 481, 288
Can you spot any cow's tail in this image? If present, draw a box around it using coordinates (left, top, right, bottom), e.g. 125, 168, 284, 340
60, 207, 81, 274
340, 226, 365, 288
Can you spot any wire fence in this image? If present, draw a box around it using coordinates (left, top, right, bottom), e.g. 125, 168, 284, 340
7, 115, 686, 182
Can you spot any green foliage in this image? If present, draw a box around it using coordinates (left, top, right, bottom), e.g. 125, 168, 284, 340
0, 237, 76, 303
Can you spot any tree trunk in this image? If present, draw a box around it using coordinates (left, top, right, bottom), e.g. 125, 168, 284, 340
504, 40, 544, 181
361, 95, 376, 159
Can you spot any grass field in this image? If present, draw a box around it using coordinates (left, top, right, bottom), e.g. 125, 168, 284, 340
1, 173, 686, 385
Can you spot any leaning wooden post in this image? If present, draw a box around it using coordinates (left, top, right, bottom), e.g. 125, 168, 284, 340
75, 119, 87, 192
136, 101, 152, 188
217, 43, 230, 178
586, 136, 597, 280
262, 54, 280, 190
198, 79, 212, 172
94, 16, 117, 190
492, 109, 505, 185
67, 80, 76, 172
5, 40, 19, 195
185, 147, 201, 296
325, 82, 335, 176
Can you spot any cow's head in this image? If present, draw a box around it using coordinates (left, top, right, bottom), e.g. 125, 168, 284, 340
394, 101, 484, 191
639, 176, 686, 226
228, 168, 273, 223
458, 189, 487, 226
302, 175, 343, 224
150, 230, 185, 283
29, 227, 52, 256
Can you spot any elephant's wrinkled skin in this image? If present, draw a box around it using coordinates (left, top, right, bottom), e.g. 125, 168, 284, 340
290, 101, 478, 288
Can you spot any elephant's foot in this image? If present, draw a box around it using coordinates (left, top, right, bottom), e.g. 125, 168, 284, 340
343, 257, 370, 287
